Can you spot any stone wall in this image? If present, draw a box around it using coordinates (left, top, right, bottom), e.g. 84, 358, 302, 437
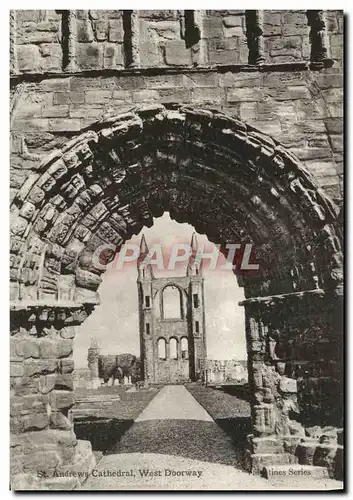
11, 10, 343, 207
10, 303, 96, 490
206, 359, 248, 384
11, 67, 343, 206
73, 368, 91, 389
139, 273, 206, 384
12, 10, 342, 71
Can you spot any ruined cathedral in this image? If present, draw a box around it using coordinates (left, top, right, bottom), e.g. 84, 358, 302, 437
10, 9, 343, 489
137, 233, 206, 384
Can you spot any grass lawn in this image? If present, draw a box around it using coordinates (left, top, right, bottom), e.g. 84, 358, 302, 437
73, 383, 252, 461
74, 386, 161, 420
110, 418, 244, 468
73, 386, 161, 452
185, 383, 252, 448
109, 384, 252, 468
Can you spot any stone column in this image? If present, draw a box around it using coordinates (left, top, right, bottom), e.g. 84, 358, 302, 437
307, 10, 333, 69
122, 10, 140, 68
245, 10, 266, 64
10, 10, 17, 75
10, 302, 96, 490
240, 289, 341, 474
62, 10, 78, 72
141, 329, 153, 385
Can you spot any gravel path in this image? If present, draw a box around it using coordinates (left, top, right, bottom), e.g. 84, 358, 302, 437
136, 385, 213, 422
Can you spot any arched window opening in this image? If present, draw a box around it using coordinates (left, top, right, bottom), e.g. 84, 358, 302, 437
145, 295, 150, 308
181, 337, 189, 360
162, 285, 182, 319
158, 338, 166, 360
170, 338, 178, 359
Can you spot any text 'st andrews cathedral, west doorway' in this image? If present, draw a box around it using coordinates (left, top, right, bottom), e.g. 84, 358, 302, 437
138, 233, 206, 384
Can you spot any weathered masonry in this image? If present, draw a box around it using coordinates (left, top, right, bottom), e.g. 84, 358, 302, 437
137, 233, 207, 384
10, 10, 343, 489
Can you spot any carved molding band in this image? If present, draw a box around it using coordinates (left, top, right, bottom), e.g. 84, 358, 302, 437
10, 10, 17, 75
239, 288, 326, 308
9, 10, 336, 76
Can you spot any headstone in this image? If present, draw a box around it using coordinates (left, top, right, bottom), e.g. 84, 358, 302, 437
89, 378, 100, 390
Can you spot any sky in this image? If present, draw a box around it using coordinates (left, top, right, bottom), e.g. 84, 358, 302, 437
73, 213, 247, 369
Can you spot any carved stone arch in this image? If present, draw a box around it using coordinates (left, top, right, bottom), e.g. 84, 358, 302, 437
169, 337, 178, 360
157, 282, 187, 320
153, 281, 188, 297
157, 337, 167, 360
180, 336, 189, 360
10, 104, 342, 308
10, 104, 343, 479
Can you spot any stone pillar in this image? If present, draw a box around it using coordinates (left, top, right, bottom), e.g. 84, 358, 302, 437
307, 10, 333, 69
240, 289, 341, 474
62, 10, 78, 72
242, 302, 299, 473
10, 10, 17, 75
178, 339, 182, 361
10, 302, 96, 490
246, 10, 266, 64
87, 342, 100, 389
122, 10, 140, 68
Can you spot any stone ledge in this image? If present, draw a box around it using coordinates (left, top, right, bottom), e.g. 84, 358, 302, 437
239, 288, 326, 307
10, 59, 335, 86
75, 394, 121, 403
10, 299, 99, 310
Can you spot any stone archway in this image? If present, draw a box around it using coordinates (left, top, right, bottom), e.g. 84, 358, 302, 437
10, 104, 343, 485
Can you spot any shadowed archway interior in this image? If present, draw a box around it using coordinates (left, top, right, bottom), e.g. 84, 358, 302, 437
10, 104, 343, 477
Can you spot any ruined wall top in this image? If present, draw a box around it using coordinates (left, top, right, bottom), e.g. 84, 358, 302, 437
10, 10, 343, 76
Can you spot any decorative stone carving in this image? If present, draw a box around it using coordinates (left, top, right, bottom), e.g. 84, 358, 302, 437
9, 101, 343, 485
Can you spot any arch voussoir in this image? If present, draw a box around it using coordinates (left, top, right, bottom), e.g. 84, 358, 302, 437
10, 105, 343, 304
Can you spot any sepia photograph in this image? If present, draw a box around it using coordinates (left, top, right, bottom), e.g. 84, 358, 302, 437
9, 7, 344, 492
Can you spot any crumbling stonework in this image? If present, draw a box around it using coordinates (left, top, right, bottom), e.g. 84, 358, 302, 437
138, 233, 207, 384
10, 9, 343, 489
206, 360, 248, 384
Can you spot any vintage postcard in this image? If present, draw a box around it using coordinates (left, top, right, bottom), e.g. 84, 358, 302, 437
10, 9, 344, 491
